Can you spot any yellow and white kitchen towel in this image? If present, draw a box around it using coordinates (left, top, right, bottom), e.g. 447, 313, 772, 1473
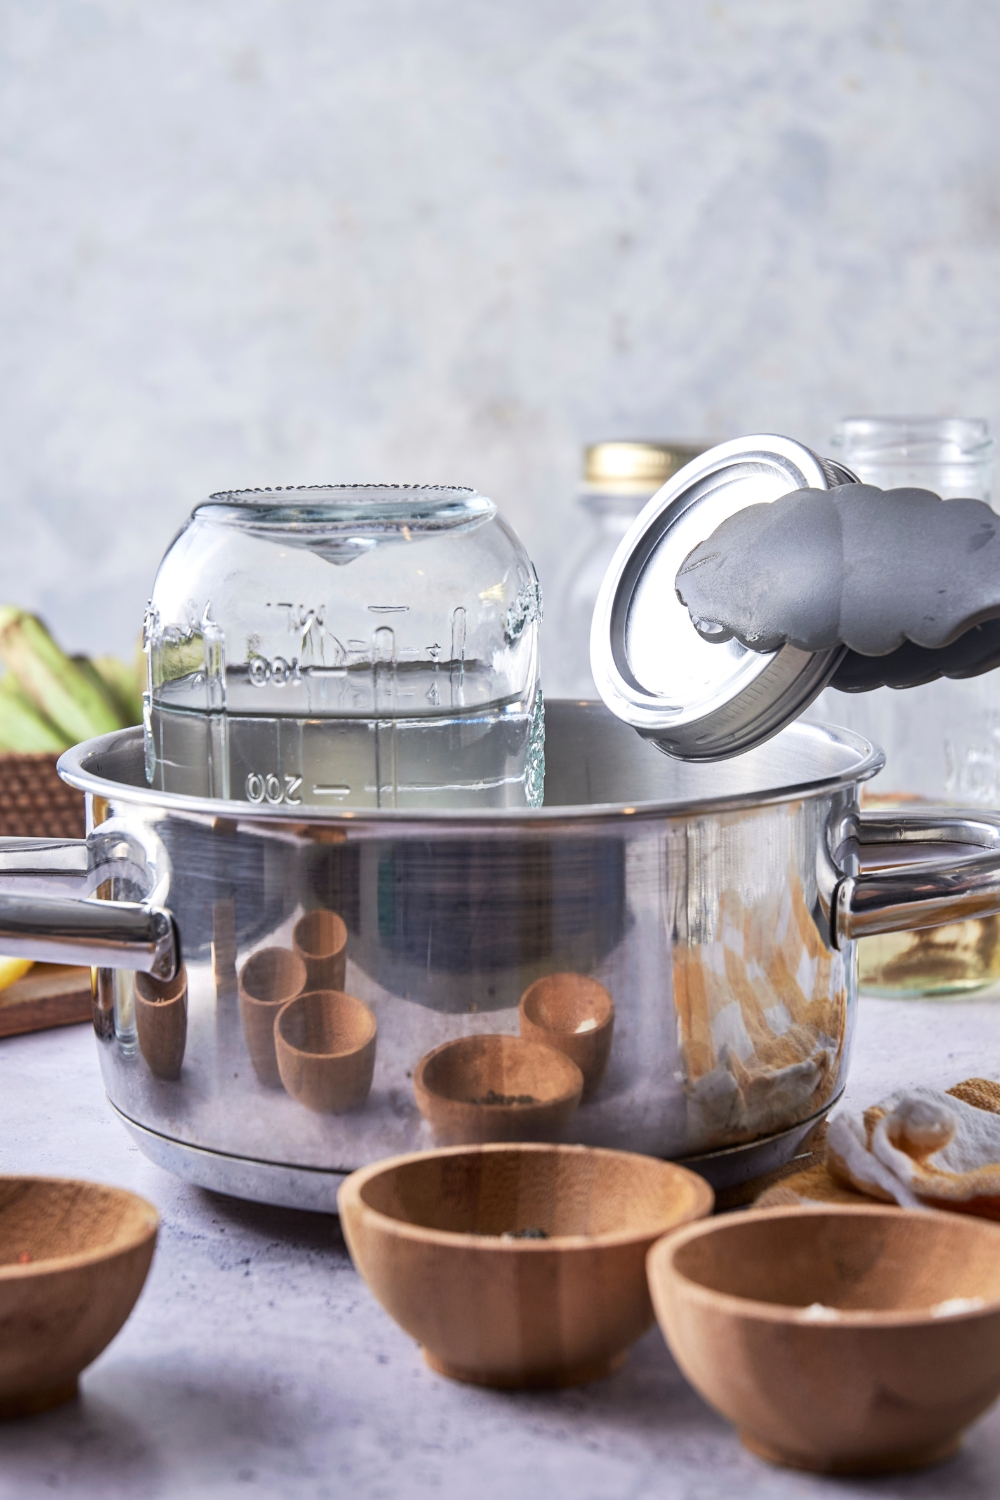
760, 1078, 1000, 1218
826, 1079, 1000, 1217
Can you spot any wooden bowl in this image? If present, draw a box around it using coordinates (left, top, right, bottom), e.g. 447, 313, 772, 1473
293, 909, 348, 993
648, 1205, 1000, 1475
0, 1176, 158, 1418
519, 973, 615, 1100
274, 990, 377, 1113
413, 1034, 584, 1144
339, 1142, 713, 1389
238, 947, 308, 1087
133, 965, 188, 1081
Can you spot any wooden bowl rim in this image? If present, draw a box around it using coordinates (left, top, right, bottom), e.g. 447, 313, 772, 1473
274, 989, 377, 1059
339, 1143, 714, 1252
414, 1033, 585, 1110
0, 1176, 159, 1282
519, 974, 615, 1034
648, 1203, 1000, 1329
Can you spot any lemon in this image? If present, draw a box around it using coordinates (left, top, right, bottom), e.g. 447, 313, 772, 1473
0, 957, 33, 991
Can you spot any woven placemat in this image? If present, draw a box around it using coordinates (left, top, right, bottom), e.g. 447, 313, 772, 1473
0, 753, 85, 839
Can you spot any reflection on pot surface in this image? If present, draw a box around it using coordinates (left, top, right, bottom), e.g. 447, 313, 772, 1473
274, 989, 377, 1114
51, 703, 874, 1208
413, 1033, 584, 1144
518, 974, 615, 1101
675, 873, 846, 1152
133, 965, 188, 1081
12, 701, 999, 1209
238, 946, 307, 1087
292, 910, 348, 994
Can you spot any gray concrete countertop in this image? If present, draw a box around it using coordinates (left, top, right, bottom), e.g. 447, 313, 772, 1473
1, 998, 1000, 1499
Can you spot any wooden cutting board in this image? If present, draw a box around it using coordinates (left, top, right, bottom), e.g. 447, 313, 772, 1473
0, 965, 92, 1039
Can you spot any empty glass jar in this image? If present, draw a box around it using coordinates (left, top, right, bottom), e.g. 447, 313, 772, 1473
143, 485, 544, 810
813, 417, 998, 996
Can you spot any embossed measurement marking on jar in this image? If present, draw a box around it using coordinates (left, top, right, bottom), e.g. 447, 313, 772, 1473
248, 655, 303, 687
245, 772, 304, 805
265, 602, 342, 664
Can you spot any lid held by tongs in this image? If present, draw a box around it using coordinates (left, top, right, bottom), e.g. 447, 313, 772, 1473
589, 435, 857, 761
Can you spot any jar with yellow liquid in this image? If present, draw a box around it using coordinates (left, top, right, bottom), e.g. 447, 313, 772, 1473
811, 416, 999, 997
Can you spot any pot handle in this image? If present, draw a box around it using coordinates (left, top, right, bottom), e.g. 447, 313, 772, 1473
0, 836, 178, 980
834, 809, 1000, 946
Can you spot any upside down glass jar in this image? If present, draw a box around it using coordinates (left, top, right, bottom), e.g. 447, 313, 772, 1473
143, 485, 544, 810
812, 417, 998, 996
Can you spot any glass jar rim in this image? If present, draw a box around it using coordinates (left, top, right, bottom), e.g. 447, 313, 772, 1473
194, 484, 497, 536
832, 417, 994, 464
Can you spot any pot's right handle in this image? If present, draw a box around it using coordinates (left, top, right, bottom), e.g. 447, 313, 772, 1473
834, 809, 1000, 946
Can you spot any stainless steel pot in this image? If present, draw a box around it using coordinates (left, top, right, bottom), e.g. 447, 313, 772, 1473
3, 701, 1000, 1209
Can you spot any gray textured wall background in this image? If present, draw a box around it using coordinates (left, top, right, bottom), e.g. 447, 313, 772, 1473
1, 0, 998, 658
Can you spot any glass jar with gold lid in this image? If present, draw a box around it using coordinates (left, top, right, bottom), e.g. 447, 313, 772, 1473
546, 440, 708, 698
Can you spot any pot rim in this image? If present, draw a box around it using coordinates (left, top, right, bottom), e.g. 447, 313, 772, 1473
58, 717, 884, 828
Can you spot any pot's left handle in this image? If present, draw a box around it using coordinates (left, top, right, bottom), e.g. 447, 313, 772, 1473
0, 836, 178, 980
834, 809, 1000, 947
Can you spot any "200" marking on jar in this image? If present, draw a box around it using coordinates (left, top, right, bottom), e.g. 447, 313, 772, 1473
245, 772, 303, 806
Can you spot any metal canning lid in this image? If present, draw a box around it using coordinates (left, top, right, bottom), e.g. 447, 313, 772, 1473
589, 435, 857, 761
584, 440, 710, 494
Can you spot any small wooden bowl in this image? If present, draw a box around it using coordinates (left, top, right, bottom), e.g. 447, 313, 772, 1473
648, 1205, 1000, 1475
519, 974, 615, 1100
133, 965, 188, 1081
274, 990, 377, 1113
339, 1143, 713, 1389
0, 1176, 158, 1418
238, 948, 308, 1087
413, 1034, 584, 1144
293, 909, 348, 993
